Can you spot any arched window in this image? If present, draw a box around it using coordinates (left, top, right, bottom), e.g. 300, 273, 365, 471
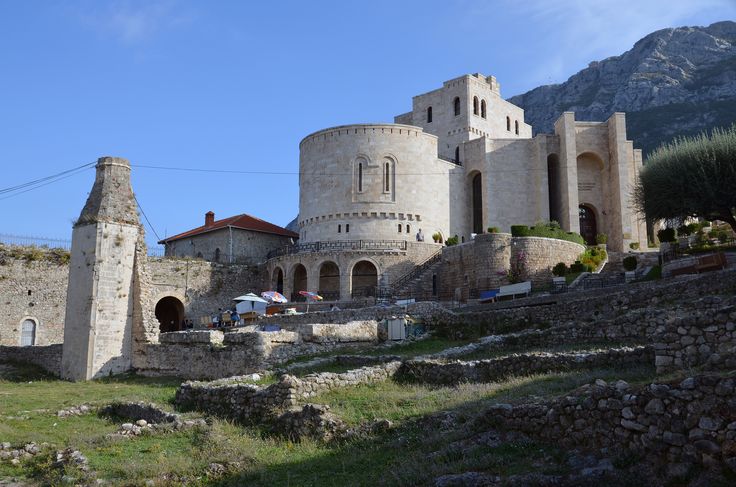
455, 146, 460, 163
515, 120, 519, 135
481, 100, 486, 119
506, 116, 511, 131
214, 248, 220, 262
473, 96, 479, 115
346, 224, 349, 233
398, 223, 402, 233
427, 106, 432, 123
453, 97, 460, 116
20, 319, 36, 346
358, 162, 363, 192
406, 224, 411, 234
384, 162, 390, 192
338, 224, 342, 233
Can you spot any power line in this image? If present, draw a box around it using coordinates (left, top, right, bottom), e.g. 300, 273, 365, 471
133, 194, 162, 242
0, 167, 94, 202
0, 161, 95, 195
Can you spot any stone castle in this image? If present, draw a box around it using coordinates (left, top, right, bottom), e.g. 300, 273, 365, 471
269, 73, 647, 301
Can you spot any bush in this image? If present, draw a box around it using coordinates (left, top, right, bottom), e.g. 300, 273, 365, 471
657, 227, 676, 243
629, 242, 640, 250
445, 235, 459, 246
579, 247, 607, 271
552, 262, 567, 277
487, 226, 499, 233
431, 232, 441, 243
510, 222, 585, 245
623, 255, 638, 271
595, 233, 608, 245
570, 260, 587, 273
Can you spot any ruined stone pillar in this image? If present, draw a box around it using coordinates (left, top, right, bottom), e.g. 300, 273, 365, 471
61, 156, 141, 381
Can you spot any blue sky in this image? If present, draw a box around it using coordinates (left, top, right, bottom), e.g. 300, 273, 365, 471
1, 0, 734, 248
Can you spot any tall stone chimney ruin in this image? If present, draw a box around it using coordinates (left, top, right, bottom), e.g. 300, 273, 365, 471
61, 156, 142, 381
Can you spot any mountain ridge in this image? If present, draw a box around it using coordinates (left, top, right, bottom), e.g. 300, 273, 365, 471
508, 21, 736, 155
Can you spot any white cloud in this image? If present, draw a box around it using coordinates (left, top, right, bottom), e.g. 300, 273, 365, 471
76, 0, 194, 44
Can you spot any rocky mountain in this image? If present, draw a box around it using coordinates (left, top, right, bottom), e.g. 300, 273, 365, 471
508, 21, 736, 156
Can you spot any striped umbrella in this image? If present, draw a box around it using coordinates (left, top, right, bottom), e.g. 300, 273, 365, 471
261, 291, 288, 303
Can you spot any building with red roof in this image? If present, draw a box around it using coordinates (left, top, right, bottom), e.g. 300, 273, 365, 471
159, 211, 298, 264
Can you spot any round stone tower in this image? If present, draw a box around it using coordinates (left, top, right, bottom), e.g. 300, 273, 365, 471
61, 156, 142, 381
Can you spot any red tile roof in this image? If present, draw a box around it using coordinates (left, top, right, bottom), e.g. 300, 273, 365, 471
159, 213, 298, 244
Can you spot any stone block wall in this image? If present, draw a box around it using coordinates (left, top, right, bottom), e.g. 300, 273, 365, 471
0, 252, 68, 346
0, 344, 62, 375
481, 374, 736, 474
512, 236, 585, 285
134, 321, 381, 379
653, 299, 736, 373
437, 233, 511, 299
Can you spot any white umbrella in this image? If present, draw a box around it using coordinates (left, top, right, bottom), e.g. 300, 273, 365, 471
233, 293, 268, 315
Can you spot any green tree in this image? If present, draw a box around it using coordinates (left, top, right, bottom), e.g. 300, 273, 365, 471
634, 125, 736, 232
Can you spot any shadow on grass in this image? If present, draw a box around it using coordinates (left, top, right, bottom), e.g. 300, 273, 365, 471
0, 360, 58, 382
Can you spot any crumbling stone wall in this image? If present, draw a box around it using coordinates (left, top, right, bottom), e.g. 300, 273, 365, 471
480, 374, 736, 475
175, 361, 401, 422
397, 346, 652, 385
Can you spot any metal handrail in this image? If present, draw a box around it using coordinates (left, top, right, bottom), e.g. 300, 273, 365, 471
383, 248, 443, 295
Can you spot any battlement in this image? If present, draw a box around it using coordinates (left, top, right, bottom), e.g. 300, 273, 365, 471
299, 123, 434, 148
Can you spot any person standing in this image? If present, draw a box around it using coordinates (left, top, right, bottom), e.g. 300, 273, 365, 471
416, 228, 424, 242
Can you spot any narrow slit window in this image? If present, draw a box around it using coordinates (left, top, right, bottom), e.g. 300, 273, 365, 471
398, 223, 402, 233
506, 116, 511, 131
473, 96, 479, 115
453, 97, 460, 116
406, 224, 411, 234
481, 100, 486, 119
515, 120, 519, 135
384, 162, 390, 192
346, 224, 349, 233
338, 224, 341, 233
427, 106, 432, 123
455, 146, 460, 163
358, 162, 363, 192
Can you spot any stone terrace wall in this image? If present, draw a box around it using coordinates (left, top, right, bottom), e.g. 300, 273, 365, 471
479, 374, 736, 475
135, 322, 380, 379
430, 270, 736, 339
397, 346, 652, 385
512, 236, 586, 286
259, 301, 446, 327
175, 361, 401, 423
0, 344, 62, 375
653, 298, 736, 373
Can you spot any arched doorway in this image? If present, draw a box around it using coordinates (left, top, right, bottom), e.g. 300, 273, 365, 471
351, 261, 377, 298
579, 205, 597, 245
20, 319, 36, 346
292, 264, 308, 301
155, 296, 185, 333
547, 154, 560, 223
272, 267, 284, 294
471, 173, 483, 234
318, 261, 340, 301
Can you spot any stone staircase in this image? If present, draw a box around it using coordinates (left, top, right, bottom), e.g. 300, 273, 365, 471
383, 250, 444, 300
601, 250, 659, 274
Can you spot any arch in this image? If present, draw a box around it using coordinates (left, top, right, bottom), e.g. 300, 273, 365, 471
427, 106, 432, 123
480, 99, 487, 119
318, 261, 340, 301
383, 159, 391, 193
271, 266, 284, 294
547, 153, 561, 224
291, 263, 308, 301
406, 224, 411, 234
398, 223, 402, 233
20, 318, 37, 346
351, 260, 378, 298
473, 96, 479, 115
579, 204, 598, 245
576, 152, 605, 239
576, 151, 605, 170
155, 296, 185, 333
358, 161, 363, 192
506, 116, 511, 131
471, 172, 483, 234
453, 97, 460, 116
214, 248, 221, 262
514, 120, 519, 135
454, 146, 460, 164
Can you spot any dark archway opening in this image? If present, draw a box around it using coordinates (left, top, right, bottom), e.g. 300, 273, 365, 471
471, 173, 483, 234
579, 205, 597, 245
351, 261, 377, 298
155, 296, 184, 333
272, 267, 284, 294
292, 264, 308, 301
547, 154, 560, 224
318, 261, 340, 301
